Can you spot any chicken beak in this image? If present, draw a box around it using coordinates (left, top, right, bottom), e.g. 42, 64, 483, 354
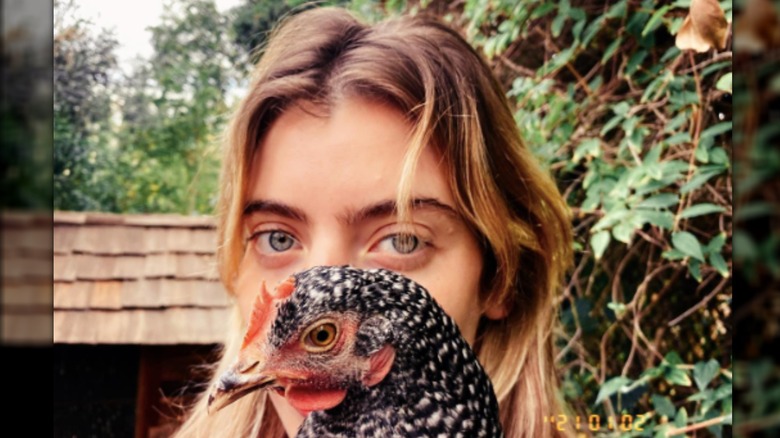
208, 279, 298, 414
207, 361, 277, 414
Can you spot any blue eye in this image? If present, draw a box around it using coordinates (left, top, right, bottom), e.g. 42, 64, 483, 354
378, 234, 420, 254
253, 230, 298, 253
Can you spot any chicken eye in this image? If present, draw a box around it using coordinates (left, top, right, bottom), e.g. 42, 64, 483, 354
301, 321, 339, 352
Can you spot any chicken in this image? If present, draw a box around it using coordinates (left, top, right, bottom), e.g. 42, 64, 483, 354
208, 265, 503, 437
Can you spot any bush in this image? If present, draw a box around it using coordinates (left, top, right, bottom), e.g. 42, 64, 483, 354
353, 0, 734, 435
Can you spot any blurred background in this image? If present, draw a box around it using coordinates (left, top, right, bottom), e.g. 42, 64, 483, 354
3, 0, 769, 436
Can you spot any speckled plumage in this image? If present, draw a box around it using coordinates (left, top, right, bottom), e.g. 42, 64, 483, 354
271, 266, 504, 438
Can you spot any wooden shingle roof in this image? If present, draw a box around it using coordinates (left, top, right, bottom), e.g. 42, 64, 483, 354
2, 211, 53, 345
53, 211, 231, 345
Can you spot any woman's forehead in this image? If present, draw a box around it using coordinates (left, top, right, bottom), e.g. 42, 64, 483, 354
245, 98, 453, 208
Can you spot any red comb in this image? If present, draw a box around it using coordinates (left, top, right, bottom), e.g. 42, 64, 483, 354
240, 277, 297, 350
241, 281, 269, 349
273, 277, 296, 300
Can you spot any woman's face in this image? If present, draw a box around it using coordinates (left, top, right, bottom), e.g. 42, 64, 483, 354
235, 98, 504, 345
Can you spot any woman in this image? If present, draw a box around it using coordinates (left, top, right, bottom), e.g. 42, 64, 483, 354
175, 7, 573, 437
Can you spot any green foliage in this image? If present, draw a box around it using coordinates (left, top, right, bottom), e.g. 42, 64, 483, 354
376, 0, 732, 435
109, 0, 236, 213
53, 0, 120, 211
731, 3, 780, 435
54, 0, 235, 214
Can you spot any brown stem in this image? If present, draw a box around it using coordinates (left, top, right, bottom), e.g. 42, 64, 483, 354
668, 276, 728, 327
665, 414, 731, 436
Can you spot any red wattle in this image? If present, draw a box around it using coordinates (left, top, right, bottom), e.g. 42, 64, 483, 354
284, 385, 348, 414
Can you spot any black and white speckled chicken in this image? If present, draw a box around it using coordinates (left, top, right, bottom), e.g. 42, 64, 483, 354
208, 265, 503, 437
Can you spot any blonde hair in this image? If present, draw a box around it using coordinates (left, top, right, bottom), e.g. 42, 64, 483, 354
175, 7, 574, 437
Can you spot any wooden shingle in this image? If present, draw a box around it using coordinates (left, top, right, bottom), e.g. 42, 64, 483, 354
53, 225, 79, 255
89, 281, 124, 309
3, 313, 53, 344
71, 225, 147, 255
53, 254, 76, 282
53, 308, 231, 344
2, 283, 52, 307
54, 282, 89, 309
53, 211, 230, 345
2, 211, 54, 345
120, 279, 229, 308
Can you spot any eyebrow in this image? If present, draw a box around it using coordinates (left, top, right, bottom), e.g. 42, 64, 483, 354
344, 197, 459, 225
241, 197, 458, 225
243, 200, 308, 222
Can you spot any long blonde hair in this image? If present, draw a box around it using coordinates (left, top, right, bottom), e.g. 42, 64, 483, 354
175, 7, 574, 437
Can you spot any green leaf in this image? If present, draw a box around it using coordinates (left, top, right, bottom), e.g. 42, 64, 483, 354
672, 231, 705, 261
662, 248, 686, 260
651, 394, 676, 418
558, 0, 571, 15
665, 132, 691, 146
552, 13, 567, 37
636, 210, 675, 230
665, 367, 692, 386
613, 101, 631, 116
595, 376, 631, 405
706, 233, 727, 253
643, 5, 671, 36
541, 44, 576, 74
581, 16, 604, 47
700, 121, 732, 139
710, 147, 729, 164
680, 168, 724, 194
664, 351, 684, 365
605, 0, 627, 19
568, 7, 586, 21
654, 424, 672, 438
591, 231, 611, 260
593, 208, 630, 232
531, 3, 557, 19
638, 193, 679, 209
709, 252, 730, 277
641, 365, 664, 379
735, 202, 777, 221
573, 138, 601, 161
601, 37, 623, 65
695, 139, 711, 162
661, 46, 681, 62
642, 70, 672, 102
600, 115, 623, 136
664, 111, 690, 133
668, 16, 685, 34
687, 388, 713, 402
693, 359, 721, 391
674, 407, 688, 428
688, 259, 703, 281
713, 381, 732, 400
612, 221, 635, 243
733, 230, 757, 260
680, 203, 726, 219
703, 61, 731, 78
572, 18, 586, 41
625, 50, 648, 76
716, 72, 732, 93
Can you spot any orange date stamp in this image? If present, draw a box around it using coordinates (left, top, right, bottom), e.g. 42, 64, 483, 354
545, 414, 648, 433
